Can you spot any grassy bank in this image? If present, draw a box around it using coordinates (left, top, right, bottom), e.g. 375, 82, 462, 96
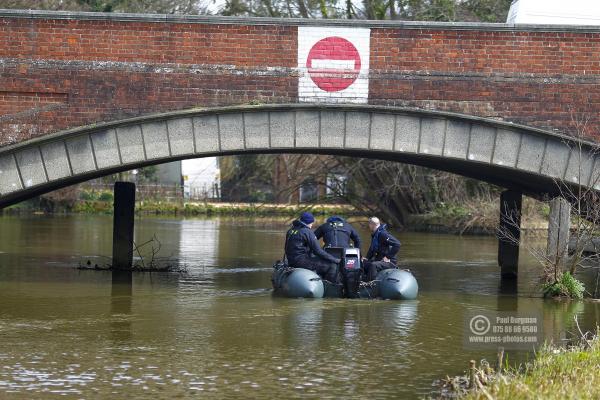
3, 198, 360, 218
4, 196, 552, 235
440, 333, 600, 400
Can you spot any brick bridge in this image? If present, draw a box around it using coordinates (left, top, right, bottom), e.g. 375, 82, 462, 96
1, 9, 600, 206
3, 9, 600, 276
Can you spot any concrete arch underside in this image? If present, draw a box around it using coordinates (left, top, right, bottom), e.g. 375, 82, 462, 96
0, 104, 599, 208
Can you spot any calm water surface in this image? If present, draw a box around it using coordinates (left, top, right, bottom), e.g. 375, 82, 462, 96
0, 214, 599, 399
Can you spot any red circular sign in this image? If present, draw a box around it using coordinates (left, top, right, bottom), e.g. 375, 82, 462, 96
306, 36, 361, 92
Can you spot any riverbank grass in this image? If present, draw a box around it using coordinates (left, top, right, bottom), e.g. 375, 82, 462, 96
29, 199, 359, 217
453, 334, 600, 400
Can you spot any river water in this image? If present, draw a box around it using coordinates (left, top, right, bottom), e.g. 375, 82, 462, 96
0, 214, 599, 399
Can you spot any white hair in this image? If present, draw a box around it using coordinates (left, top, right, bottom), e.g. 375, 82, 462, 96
368, 216, 380, 225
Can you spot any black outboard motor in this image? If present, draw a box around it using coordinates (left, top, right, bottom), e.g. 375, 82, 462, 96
340, 248, 362, 298
325, 247, 362, 298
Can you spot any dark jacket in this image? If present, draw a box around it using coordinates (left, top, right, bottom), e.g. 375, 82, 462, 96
366, 224, 401, 265
285, 220, 340, 266
314, 216, 361, 249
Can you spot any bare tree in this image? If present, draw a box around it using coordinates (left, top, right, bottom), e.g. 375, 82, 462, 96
497, 115, 600, 297
1, 0, 213, 14
555, 115, 600, 295
272, 154, 337, 203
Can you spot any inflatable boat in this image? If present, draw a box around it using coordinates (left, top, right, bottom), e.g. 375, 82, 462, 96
271, 248, 418, 300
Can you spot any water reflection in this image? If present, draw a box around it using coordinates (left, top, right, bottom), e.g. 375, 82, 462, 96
499, 276, 518, 295
498, 278, 519, 311
179, 219, 220, 270
285, 301, 324, 345
110, 271, 133, 342
0, 215, 599, 399
384, 301, 419, 337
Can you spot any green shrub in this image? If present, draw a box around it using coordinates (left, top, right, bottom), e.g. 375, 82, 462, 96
72, 200, 112, 214
79, 190, 97, 201
543, 272, 585, 299
97, 191, 114, 202
539, 203, 551, 218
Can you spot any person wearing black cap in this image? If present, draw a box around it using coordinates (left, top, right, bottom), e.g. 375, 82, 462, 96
314, 216, 361, 249
284, 212, 341, 283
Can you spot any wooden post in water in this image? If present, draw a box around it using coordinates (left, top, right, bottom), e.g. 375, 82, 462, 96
112, 181, 135, 271
468, 360, 476, 389
547, 196, 571, 270
498, 190, 522, 279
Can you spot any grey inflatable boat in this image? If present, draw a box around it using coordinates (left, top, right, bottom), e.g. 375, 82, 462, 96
271, 248, 418, 300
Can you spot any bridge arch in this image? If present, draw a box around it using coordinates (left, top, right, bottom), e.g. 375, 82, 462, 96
0, 104, 598, 208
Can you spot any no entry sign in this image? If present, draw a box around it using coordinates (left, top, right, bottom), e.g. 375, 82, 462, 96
298, 27, 370, 103
307, 36, 361, 92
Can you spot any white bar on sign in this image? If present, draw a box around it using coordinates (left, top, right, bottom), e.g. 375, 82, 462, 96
310, 59, 355, 70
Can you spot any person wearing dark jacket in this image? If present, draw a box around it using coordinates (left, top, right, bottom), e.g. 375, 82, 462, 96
362, 216, 401, 281
314, 216, 361, 249
285, 212, 341, 283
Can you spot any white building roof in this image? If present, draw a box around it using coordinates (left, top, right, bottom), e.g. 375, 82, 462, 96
508, 0, 600, 25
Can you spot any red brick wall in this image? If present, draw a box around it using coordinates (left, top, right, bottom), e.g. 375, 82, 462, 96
369, 29, 600, 132
0, 91, 67, 116
2, 13, 600, 147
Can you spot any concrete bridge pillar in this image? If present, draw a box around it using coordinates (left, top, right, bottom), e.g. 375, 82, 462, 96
546, 196, 571, 270
112, 182, 135, 271
498, 190, 522, 279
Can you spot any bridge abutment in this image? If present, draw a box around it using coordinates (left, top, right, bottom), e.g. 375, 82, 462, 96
112, 182, 135, 271
498, 190, 522, 279
546, 196, 571, 270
